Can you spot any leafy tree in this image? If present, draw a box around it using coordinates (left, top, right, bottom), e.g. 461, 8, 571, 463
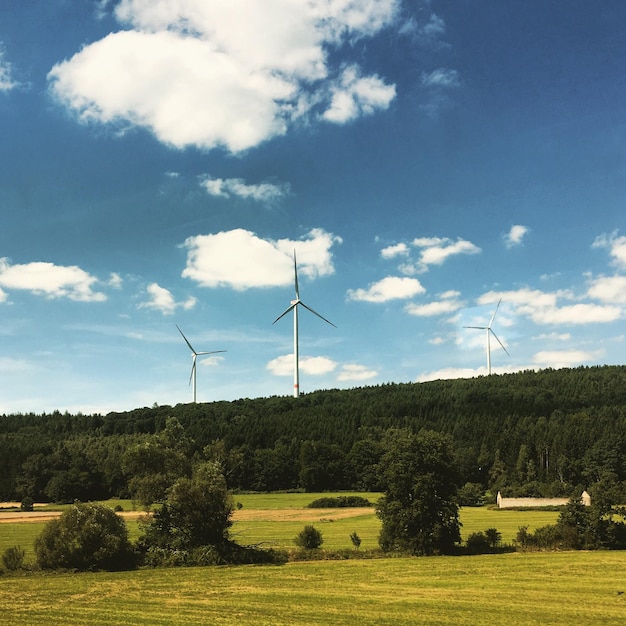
376, 430, 461, 555
139, 461, 233, 552
34, 502, 135, 571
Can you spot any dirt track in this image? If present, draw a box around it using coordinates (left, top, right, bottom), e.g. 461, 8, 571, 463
0, 505, 374, 524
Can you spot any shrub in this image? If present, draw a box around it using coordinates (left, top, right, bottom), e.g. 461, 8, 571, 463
294, 525, 324, 549
465, 532, 491, 554
35, 502, 136, 571
350, 531, 362, 549
20, 497, 34, 512
2, 546, 26, 571
307, 496, 372, 508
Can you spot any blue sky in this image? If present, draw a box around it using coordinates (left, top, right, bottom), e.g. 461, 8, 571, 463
2, 0, 626, 414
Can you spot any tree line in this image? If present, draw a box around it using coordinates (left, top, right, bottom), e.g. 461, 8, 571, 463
1, 365, 626, 503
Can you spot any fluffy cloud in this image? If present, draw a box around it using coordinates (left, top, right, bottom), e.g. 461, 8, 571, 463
0, 259, 106, 302
182, 228, 341, 290
404, 236, 480, 273
322, 65, 396, 123
138, 282, 197, 315
48, 0, 401, 152
380, 243, 409, 259
593, 231, 626, 269
532, 349, 603, 369
504, 224, 529, 248
267, 354, 337, 376
347, 276, 425, 303
478, 288, 623, 326
200, 176, 290, 202
586, 275, 626, 304
337, 363, 378, 381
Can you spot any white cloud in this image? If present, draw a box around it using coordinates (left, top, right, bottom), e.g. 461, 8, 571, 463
267, 354, 337, 376
421, 68, 459, 88
182, 228, 341, 290
478, 288, 623, 326
138, 282, 197, 315
534, 332, 572, 342
200, 176, 290, 202
405, 296, 463, 317
337, 363, 377, 381
593, 231, 626, 269
347, 276, 425, 303
412, 236, 480, 272
108, 273, 123, 289
322, 65, 396, 123
504, 224, 529, 248
586, 275, 626, 304
0, 259, 106, 302
380, 243, 409, 259
416, 366, 486, 382
532, 349, 603, 369
0, 49, 17, 92
48, 0, 401, 152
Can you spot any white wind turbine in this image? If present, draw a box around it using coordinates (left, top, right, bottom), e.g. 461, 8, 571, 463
273, 251, 336, 398
176, 325, 226, 403
464, 299, 509, 375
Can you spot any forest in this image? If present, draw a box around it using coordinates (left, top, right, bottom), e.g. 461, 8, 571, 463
1, 364, 625, 504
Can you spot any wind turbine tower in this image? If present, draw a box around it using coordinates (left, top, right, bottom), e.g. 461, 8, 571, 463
176, 325, 226, 403
273, 251, 336, 398
464, 299, 509, 375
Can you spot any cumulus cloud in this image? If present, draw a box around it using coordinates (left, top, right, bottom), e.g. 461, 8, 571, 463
138, 282, 197, 315
586, 275, 626, 304
408, 236, 480, 272
504, 224, 529, 248
346, 276, 425, 303
593, 231, 626, 269
380, 243, 409, 259
200, 176, 290, 202
337, 363, 378, 381
532, 349, 603, 369
182, 228, 341, 290
478, 288, 623, 326
322, 65, 396, 123
267, 354, 337, 376
0, 259, 106, 302
48, 0, 401, 152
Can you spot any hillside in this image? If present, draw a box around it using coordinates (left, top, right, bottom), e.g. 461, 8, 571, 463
1, 365, 625, 501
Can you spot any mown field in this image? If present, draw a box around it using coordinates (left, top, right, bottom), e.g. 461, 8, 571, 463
3, 494, 623, 625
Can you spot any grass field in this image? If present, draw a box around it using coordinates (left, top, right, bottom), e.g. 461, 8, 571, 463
1, 494, 623, 624
1, 552, 624, 625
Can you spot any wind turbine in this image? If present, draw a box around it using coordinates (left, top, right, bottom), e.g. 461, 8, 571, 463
464, 299, 509, 375
273, 251, 336, 398
176, 325, 226, 403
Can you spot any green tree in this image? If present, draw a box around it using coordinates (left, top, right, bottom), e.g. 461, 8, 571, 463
376, 430, 461, 555
139, 461, 233, 551
34, 502, 135, 571
294, 525, 323, 550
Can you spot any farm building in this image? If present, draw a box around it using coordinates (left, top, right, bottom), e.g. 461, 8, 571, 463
496, 491, 591, 509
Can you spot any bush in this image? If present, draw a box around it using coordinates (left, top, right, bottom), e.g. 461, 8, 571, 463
307, 496, 372, 508
20, 497, 34, 512
350, 531, 362, 549
294, 525, 324, 549
466, 532, 491, 554
35, 502, 136, 571
2, 546, 26, 571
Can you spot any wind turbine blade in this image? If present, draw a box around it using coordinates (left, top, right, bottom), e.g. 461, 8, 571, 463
196, 350, 227, 356
293, 250, 300, 300
490, 329, 510, 356
299, 301, 337, 328
488, 298, 503, 328
464, 325, 488, 330
273, 303, 296, 324
176, 324, 197, 355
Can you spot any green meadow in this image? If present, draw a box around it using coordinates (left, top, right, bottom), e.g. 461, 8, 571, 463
4, 495, 621, 625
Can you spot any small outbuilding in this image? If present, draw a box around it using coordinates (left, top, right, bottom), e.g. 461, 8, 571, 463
496, 490, 591, 509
